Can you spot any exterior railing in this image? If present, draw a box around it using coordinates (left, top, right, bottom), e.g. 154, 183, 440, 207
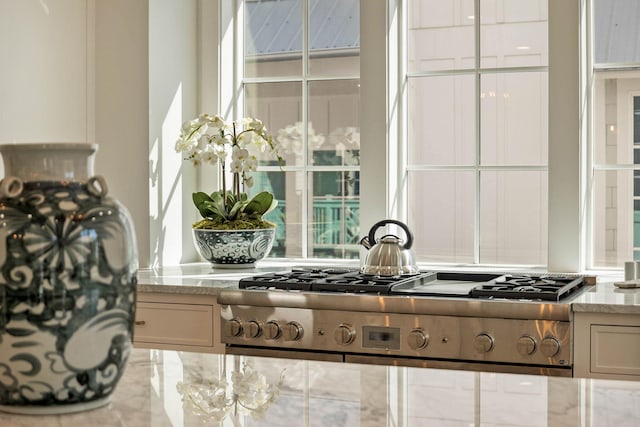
265, 198, 360, 258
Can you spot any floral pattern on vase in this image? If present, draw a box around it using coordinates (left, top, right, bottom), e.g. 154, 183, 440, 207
0, 144, 137, 414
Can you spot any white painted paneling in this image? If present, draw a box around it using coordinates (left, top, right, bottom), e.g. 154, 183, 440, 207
0, 0, 152, 267
93, 0, 150, 268
0, 0, 87, 144
148, 0, 199, 266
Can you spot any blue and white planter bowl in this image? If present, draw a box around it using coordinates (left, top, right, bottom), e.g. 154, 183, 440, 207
192, 227, 275, 268
0, 143, 138, 414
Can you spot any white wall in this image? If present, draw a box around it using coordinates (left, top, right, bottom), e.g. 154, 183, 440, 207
0, 0, 88, 141
0, 0, 151, 267
148, 0, 200, 266
94, 0, 150, 267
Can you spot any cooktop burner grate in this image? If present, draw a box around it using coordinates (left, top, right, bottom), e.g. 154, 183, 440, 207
238, 268, 587, 301
469, 275, 586, 301
238, 267, 432, 293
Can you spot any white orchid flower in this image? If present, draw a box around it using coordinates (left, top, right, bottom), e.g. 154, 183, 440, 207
236, 132, 249, 147
209, 132, 228, 146
214, 144, 228, 160
247, 118, 265, 132
182, 118, 199, 131
190, 152, 202, 167
245, 156, 258, 172
175, 137, 195, 153
252, 135, 269, 152
230, 159, 243, 173
232, 147, 250, 161
200, 145, 218, 165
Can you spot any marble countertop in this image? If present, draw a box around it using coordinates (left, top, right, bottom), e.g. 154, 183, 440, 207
136, 261, 296, 295
572, 280, 640, 314
0, 348, 638, 426
137, 263, 640, 314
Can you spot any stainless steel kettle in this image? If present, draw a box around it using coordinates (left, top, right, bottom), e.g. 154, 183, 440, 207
360, 219, 419, 276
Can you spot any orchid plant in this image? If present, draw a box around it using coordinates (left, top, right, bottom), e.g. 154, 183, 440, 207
176, 114, 283, 230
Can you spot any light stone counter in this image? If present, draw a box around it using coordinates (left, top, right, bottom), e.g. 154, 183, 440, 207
571, 279, 640, 314
136, 263, 640, 315
135, 262, 294, 295
0, 348, 638, 426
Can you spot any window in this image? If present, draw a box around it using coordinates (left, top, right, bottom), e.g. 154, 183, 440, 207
213, 1, 602, 271
404, 0, 549, 266
591, 0, 640, 268
235, 0, 361, 259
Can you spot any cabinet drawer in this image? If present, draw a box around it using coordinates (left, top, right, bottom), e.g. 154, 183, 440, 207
591, 325, 640, 376
135, 302, 213, 347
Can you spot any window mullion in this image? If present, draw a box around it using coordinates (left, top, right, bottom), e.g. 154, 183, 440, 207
474, 0, 481, 265
548, 0, 583, 272
302, 0, 309, 258
360, 0, 392, 234
585, 0, 594, 269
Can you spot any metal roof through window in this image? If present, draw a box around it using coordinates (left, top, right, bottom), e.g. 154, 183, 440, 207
245, 0, 360, 57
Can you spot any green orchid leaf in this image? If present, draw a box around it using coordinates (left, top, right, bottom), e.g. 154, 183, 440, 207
192, 192, 214, 218
193, 188, 278, 225
244, 191, 274, 215
193, 191, 212, 207
203, 200, 229, 220
210, 191, 224, 204
192, 191, 229, 220
224, 190, 237, 207
228, 201, 245, 219
263, 198, 278, 216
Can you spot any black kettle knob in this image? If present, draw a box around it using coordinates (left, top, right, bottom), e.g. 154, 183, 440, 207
367, 219, 414, 250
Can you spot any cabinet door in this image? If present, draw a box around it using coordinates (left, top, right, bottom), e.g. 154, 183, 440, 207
591, 325, 640, 376
135, 302, 214, 347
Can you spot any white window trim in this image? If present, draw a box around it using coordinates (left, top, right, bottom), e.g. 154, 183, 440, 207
547, 0, 585, 272
360, 0, 392, 231
207, 0, 585, 271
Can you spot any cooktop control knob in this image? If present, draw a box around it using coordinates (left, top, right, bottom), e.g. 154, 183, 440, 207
407, 329, 429, 350
334, 324, 356, 345
264, 320, 281, 340
283, 321, 304, 341
474, 333, 494, 353
227, 319, 243, 337
540, 337, 560, 357
245, 320, 262, 338
517, 335, 537, 355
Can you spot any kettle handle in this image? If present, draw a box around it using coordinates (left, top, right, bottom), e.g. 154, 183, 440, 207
368, 219, 414, 250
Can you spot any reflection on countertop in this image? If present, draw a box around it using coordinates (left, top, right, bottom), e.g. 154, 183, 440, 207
0, 348, 637, 426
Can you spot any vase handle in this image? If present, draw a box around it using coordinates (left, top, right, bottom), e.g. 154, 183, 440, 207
0, 176, 24, 199
87, 175, 109, 198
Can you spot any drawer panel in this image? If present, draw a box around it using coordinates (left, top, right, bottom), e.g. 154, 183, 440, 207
135, 302, 213, 347
591, 325, 640, 376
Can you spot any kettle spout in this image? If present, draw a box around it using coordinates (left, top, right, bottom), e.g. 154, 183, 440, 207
360, 236, 372, 250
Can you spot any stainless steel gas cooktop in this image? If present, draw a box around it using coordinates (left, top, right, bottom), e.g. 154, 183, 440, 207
238, 267, 588, 301
221, 267, 595, 377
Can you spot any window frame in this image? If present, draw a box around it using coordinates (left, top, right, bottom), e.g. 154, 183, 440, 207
213, 0, 585, 271
392, 0, 585, 271
218, 0, 364, 259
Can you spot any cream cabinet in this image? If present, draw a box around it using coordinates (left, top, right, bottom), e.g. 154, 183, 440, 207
134, 293, 223, 353
574, 312, 640, 380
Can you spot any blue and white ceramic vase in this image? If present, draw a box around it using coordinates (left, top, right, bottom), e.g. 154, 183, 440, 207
0, 143, 138, 414
192, 228, 275, 268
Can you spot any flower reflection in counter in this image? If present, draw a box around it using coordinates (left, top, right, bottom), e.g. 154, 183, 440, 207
176, 360, 285, 423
